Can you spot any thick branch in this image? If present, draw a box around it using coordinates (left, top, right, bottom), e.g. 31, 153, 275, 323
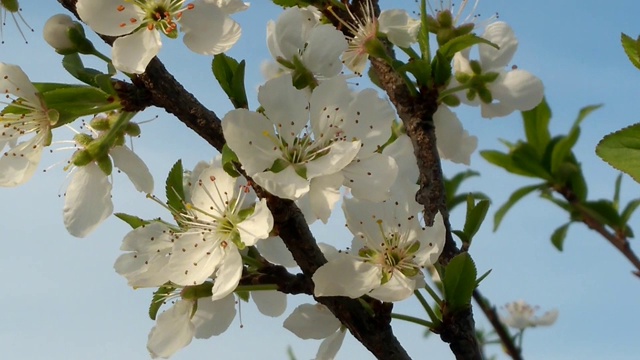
56, 1, 411, 358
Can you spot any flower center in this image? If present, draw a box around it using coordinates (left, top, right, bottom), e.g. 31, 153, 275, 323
122, 0, 195, 35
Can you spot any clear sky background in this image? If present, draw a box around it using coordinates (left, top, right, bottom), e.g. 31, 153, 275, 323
2, 1, 640, 359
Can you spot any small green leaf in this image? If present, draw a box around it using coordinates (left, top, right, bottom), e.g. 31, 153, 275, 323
212, 54, 248, 108
521, 98, 551, 158
166, 160, 186, 213
493, 184, 543, 231
481, 150, 530, 176
444, 170, 480, 204
621, 198, 640, 225
581, 200, 622, 228
236, 290, 250, 302
442, 253, 477, 313
475, 269, 492, 286
448, 192, 489, 212
550, 128, 580, 174
613, 173, 623, 210
438, 33, 497, 60
596, 123, 640, 184
221, 144, 241, 178
149, 283, 176, 320
551, 222, 571, 251
463, 197, 490, 242
621, 33, 640, 70
114, 212, 148, 229
431, 51, 452, 86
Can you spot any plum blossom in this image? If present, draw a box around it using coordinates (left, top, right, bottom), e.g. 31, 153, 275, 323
0, 63, 55, 187
223, 74, 398, 221
64, 142, 153, 238
147, 295, 237, 359
164, 161, 273, 300
267, 6, 347, 80
284, 303, 347, 360
76, 0, 247, 73
313, 193, 446, 302
451, 21, 544, 118
433, 105, 478, 165
500, 300, 559, 330
42, 14, 79, 52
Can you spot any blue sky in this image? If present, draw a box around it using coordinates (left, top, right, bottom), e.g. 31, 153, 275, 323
2, 1, 640, 359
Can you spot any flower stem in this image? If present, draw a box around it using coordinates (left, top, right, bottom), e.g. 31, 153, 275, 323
391, 313, 434, 328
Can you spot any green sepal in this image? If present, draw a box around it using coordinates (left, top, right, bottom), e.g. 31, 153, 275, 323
269, 158, 290, 174
493, 183, 544, 231
1, 0, 19, 13
621, 33, 640, 70
149, 283, 176, 320
166, 160, 186, 214
221, 144, 241, 178
36, 84, 118, 126
212, 54, 249, 109
442, 252, 477, 314
181, 282, 214, 300
62, 53, 116, 95
596, 123, 640, 184
551, 222, 571, 251
417, 0, 432, 65
96, 155, 113, 176
114, 212, 149, 229
236, 290, 250, 302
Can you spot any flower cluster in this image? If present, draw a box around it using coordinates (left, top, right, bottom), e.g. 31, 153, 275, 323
500, 300, 559, 330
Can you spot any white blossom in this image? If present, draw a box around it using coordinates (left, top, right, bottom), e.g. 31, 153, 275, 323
223, 75, 398, 220
313, 194, 445, 302
433, 105, 477, 165
43, 14, 78, 51
378, 9, 420, 48
0, 63, 54, 187
451, 22, 544, 118
284, 303, 347, 360
76, 0, 247, 73
500, 300, 559, 330
267, 6, 347, 79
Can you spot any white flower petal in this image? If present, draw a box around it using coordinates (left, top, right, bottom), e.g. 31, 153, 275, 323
63, 163, 113, 238
236, 198, 273, 246
192, 294, 237, 339
378, 9, 420, 48
414, 212, 446, 266
0, 135, 43, 187
298, 173, 343, 224
147, 300, 195, 359
252, 290, 287, 317
112, 29, 161, 74
302, 24, 347, 78
257, 236, 298, 267
490, 69, 544, 112
343, 89, 395, 154
315, 328, 346, 360
309, 76, 352, 138
110, 145, 154, 193
341, 153, 398, 202
209, 244, 243, 301
253, 166, 310, 200
305, 141, 361, 179
258, 74, 309, 144
479, 22, 518, 69
222, 109, 280, 176
189, 164, 237, 219
272, 8, 312, 60
76, 0, 141, 36
208, 0, 249, 14
368, 272, 419, 302
382, 134, 418, 185
284, 303, 341, 339
535, 309, 559, 326
312, 253, 380, 298
168, 232, 221, 286
0, 62, 41, 106
181, 1, 242, 55
433, 106, 477, 165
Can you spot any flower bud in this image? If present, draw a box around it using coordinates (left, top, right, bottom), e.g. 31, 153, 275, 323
43, 14, 78, 53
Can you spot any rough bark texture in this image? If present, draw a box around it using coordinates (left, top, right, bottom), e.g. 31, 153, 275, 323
57, 0, 411, 358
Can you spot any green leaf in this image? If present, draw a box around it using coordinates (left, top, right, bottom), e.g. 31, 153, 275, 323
212, 54, 248, 109
272, 0, 312, 7
62, 53, 115, 94
481, 150, 530, 176
431, 51, 451, 86
550, 128, 580, 174
596, 123, 640, 184
521, 98, 551, 157
581, 200, 622, 228
149, 283, 176, 320
475, 269, 492, 286
551, 222, 571, 251
221, 144, 241, 178
418, 0, 430, 60
511, 144, 553, 180
114, 212, 148, 229
621, 198, 640, 225
613, 173, 623, 210
621, 33, 640, 70
449, 192, 489, 212
165, 160, 186, 213
463, 197, 490, 242
493, 184, 543, 231
398, 58, 431, 87
442, 253, 477, 313
444, 170, 480, 202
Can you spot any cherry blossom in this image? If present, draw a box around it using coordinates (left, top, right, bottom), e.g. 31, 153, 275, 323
433, 105, 478, 165
0, 63, 55, 187
42, 14, 79, 52
451, 21, 544, 118
76, 0, 247, 73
